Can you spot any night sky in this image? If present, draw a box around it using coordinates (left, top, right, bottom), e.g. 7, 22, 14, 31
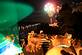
18, 0, 82, 39
18, 0, 81, 23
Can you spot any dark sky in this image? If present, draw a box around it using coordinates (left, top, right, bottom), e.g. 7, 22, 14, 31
18, 0, 82, 24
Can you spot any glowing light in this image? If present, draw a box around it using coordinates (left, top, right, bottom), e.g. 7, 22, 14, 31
0, 40, 10, 49
0, 34, 22, 55
0, 2, 33, 30
57, 45, 70, 48
44, 3, 55, 13
0, 43, 22, 55
44, 2, 61, 17
44, 3, 55, 17
49, 22, 58, 27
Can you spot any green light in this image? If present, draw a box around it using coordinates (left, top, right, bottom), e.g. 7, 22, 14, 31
0, 2, 33, 30
0, 40, 10, 49
0, 34, 6, 43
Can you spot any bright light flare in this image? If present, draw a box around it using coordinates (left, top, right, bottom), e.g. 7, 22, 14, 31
0, 43, 22, 55
44, 3, 55, 13
44, 2, 61, 17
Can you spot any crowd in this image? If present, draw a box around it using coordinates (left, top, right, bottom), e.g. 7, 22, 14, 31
0, 29, 82, 55
19, 30, 82, 55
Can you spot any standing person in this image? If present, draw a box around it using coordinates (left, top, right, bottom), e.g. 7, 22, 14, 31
25, 34, 43, 55
38, 30, 44, 38
39, 30, 49, 55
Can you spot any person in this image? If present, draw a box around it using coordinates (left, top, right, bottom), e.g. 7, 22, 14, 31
38, 30, 44, 38
28, 31, 35, 44
26, 34, 43, 55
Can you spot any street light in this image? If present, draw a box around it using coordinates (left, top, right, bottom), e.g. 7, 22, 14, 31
44, 2, 61, 27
